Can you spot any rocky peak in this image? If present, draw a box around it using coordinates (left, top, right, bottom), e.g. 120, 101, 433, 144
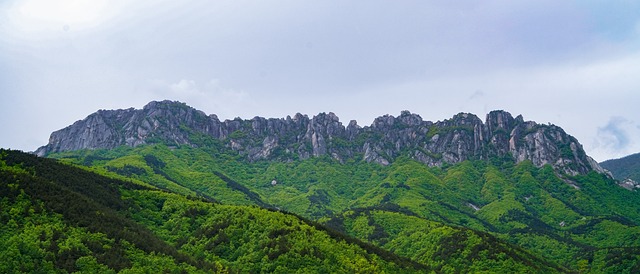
309, 113, 343, 134
486, 110, 515, 133
304, 113, 344, 157
372, 114, 396, 130
291, 113, 308, 123
398, 111, 423, 127
449, 112, 483, 126
346, 120, 360, 141
35, 101, 607, 176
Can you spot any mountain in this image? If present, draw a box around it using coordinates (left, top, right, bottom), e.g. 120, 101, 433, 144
601, 153, 640, 190
22, 100, 640, 272
0, 149, 430, 273
1, 149, 565, 273
43, 143, 640, 273
36, 100, 606, 176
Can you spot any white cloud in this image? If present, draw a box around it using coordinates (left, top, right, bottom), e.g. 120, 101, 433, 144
1, 1, 640, 161
3, 0, 134, 36
591, 117, 640, 161
597, 117, 631, 150
170, 79, 199, 94
204, 79, 249, 102
152, 78, 253, 120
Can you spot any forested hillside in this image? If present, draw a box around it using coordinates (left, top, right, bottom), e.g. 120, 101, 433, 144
1, 149, 434, 273
601, 152, 640, 182
4, 102, 640, 273
2, 148, 583, 273
7, 0, 640, 272
40, 143, 640, 273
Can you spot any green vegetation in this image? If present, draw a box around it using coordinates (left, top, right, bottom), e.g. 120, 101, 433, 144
4, 143, 640, 272
426, 125, 474, 139
228, 130, 246, 140
1, 149, 425, 273
601, 152, 640, 182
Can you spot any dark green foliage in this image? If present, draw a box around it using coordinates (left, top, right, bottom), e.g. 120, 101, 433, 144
601, 152, 640, 182
3, 149, 144, 211
1, 149, 428, 273
0, 149, 220, 272
144, 154, 166, 169
228, 129, 246, 140
83, 155, 111, 166
212, 171, 270, 208
33, 144, 640, 273
329, 209, 565, 273
105, 164, 146, 176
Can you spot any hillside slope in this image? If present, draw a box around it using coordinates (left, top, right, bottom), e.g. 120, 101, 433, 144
1, 149, 430, 273
26, 101, 640, 272
601, 152, 640, 183
48, 144, 640, 273
1, 149, 574, 273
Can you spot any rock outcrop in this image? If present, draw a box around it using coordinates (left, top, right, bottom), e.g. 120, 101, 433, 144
36, 100, 605, 175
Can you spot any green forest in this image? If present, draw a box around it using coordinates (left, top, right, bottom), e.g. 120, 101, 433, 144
601, 152, 640, 183
2, 144, 640, 272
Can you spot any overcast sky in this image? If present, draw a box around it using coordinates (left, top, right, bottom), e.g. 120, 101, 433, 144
1, 0, 639, 161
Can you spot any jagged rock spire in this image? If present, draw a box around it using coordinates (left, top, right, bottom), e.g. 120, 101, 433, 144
36, 100, 605, 175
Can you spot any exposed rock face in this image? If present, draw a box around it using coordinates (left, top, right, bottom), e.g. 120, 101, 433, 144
619, 179, 640, 191
36, 100, 606, 175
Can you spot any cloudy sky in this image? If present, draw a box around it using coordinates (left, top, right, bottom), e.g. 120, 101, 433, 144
1, 0, 639, 161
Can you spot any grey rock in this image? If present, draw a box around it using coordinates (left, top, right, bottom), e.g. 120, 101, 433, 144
619, 179, 640, 191
35, 101, 608, 176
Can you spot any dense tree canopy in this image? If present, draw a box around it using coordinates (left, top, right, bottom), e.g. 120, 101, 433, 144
2, 145, 640, 272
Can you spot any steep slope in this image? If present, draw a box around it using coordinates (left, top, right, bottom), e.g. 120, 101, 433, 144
601, 152, 640, 189
0, 149, 222, 273
326, 208, 562, 273
49, 144, 640, 273
36, 100, 605, 175
30, 101, 640, 272
1, 149, 433, 273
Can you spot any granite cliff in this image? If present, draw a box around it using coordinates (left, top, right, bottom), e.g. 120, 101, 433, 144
36, 100, 606, 175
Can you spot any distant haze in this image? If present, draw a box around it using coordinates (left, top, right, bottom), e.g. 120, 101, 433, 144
1, 0, 639, 162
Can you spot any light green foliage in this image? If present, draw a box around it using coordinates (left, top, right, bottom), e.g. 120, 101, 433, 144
1, 149, 423, 273
0, 191, 206, 273
125, 190, 421, 273
481, 166, 511, 201
36, 145, 640, 273
476, 193, 528, 230
443, 161, 484, 204
335, 210, 561, 273
347, 215, 375, 240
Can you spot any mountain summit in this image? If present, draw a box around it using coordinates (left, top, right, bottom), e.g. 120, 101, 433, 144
36, 100, 605, 175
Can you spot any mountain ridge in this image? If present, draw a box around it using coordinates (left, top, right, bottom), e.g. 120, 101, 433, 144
36, 100, 606, 176
600, 152, 640, 190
